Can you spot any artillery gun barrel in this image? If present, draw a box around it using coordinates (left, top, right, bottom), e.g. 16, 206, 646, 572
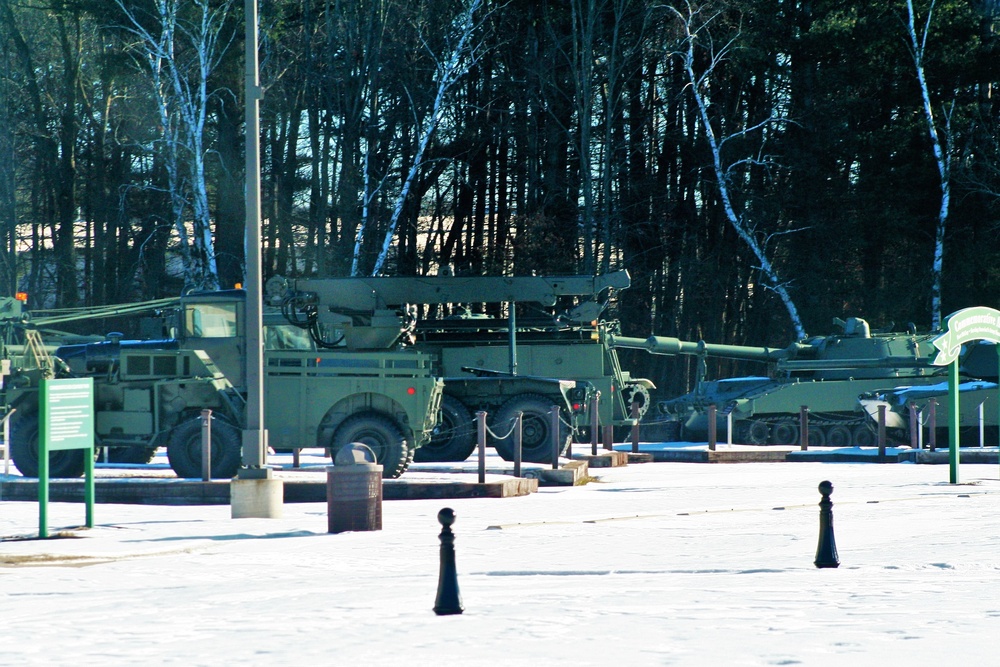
611, 334, 799, 363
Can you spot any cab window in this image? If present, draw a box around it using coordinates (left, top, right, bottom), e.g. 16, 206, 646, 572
185, 303, 238, 338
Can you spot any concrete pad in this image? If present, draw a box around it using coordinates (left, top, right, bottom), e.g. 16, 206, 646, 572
231, 477, 284, 519
525, 459, 589, 486
0, 474, 538, 505
571, 450, 629, 468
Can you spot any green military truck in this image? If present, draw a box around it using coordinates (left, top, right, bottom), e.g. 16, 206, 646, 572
270, 270, 652, 463
2, 290, 443, 479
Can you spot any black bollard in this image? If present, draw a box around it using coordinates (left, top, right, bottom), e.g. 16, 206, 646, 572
814, 480, 840, 568
433, 507, 464, 615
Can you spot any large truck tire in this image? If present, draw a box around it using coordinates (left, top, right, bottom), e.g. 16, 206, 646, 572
9, 408, 87, 478
414, 395, 476, 463
166, 417, 242, 479
492, 393, 570, 463
331, 412, 410, 478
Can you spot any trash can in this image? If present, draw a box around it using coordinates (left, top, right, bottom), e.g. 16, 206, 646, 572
327, 444, 383, 533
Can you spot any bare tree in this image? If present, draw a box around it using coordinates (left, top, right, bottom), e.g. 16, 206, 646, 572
115, 0, 235, 291
666, 1, 805, 338
365, 0, 485, 276
905, 0, 953, 330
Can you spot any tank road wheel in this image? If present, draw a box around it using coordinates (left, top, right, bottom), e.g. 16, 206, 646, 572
332, 413, 410, 479
852, 424, 876, 447
492, 393, 571, 463
166, 418, 242, 479
414, 396, 476, 463
9, 409, 87, 478
825, 425, 852, 448
771, 420, 800, 446
807, 428, 826, 447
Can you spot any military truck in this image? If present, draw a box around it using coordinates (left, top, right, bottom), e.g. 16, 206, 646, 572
2, 289, 444, 479
610, 317, 989, 446
269, 271, 649, 463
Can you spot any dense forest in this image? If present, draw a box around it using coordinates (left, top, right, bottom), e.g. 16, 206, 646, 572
1, 0, 998, 395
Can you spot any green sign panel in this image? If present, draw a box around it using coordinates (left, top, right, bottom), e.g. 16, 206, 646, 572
42, 378, 96, 451
39, 377, 95, 538
932, 306, 1000, 366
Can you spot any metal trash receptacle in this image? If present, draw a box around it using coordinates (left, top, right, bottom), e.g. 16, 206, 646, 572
327, 444, 383, 533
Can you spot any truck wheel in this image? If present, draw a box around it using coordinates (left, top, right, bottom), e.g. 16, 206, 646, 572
414, 396, 476, 463
332, 413, 410, 479
166, 418, 242, 479
9, 409, 88, 478
492, 393, 570, 463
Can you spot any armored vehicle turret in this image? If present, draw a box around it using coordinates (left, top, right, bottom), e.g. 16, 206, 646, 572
614, 318, 988, 446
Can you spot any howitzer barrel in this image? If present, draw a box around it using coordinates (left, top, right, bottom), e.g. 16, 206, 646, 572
637, 335, 798, 362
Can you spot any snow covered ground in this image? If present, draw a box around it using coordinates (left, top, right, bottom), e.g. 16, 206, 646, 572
2, 458, 999, 666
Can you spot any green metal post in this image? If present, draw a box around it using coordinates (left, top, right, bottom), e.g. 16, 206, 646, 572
38, 435, 49, 539
85, 445, 95, 528
949, 359, 960, 484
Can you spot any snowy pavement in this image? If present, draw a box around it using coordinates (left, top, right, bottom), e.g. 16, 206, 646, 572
2, 461, 999, 666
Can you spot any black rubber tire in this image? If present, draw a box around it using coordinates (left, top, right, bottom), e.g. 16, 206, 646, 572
492, 393, 570, 463
166, 418, 242, 479
331, 413, 410, 478
9, 408, 87, 478
414, 395, 476, 463
825, 425, 852, 448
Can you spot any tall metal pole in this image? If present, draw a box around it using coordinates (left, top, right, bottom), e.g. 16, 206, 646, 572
242, 0, 267, 473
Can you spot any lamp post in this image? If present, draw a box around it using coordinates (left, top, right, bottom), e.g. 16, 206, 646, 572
232, 0, 282, 518
242, 0, 266, 474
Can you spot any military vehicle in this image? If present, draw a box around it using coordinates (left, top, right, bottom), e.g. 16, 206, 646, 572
859, 379, 999, 446
610, 317, 990, 446
269, 271, 650, 462
2, 289, 444, 479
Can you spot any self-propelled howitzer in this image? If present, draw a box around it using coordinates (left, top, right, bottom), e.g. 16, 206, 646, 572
612, 318, 968, 446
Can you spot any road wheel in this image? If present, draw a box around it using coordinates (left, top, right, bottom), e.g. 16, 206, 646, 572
492, 393, 570, 463
825, 425, 852, 448
852, 424, 876, 447
771, 420, 800, 446
807, 428, 826, 447
332, 413, 410, 478
414, 396, 476, 463
9, 409, 87, 478
166, 417, 242, 479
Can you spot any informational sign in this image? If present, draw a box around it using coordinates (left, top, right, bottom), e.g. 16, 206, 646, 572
931, 306, 1000, 366
39, 377, 95, 538
928, 307, 1000, 485
42, 379, 95, 451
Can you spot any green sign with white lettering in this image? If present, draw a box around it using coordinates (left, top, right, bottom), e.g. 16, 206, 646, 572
42, 378, 96, 451
39, 377, 95, 537
931, 306, 1000, 366
929, 306, 1000, 485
